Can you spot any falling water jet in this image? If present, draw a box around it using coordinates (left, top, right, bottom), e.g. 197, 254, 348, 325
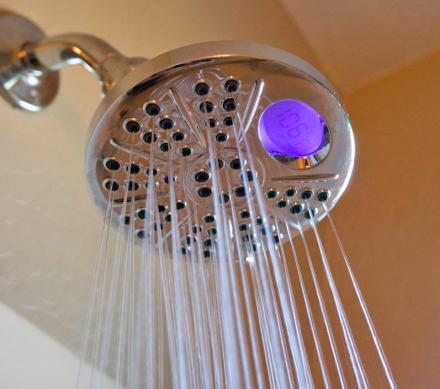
296, 222, 348, 388
142, 143, 162, 389
324, 207, 398, 389
227, 184, 266, 389
284, 223, 332, 389
230, 112, 302, 387
237, 114, 313, 388
306, 205, 369, 389
76, 182, 115, 389
205, 105, 244, 388
95, 140, 136, 389
273, 217, 316, 387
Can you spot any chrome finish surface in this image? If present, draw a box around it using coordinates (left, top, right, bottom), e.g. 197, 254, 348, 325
0, 10, 59, 111
0, 10, 146, 111
26, 34, 147, 94
271, 173, 339, 182
85, 41, 355, 245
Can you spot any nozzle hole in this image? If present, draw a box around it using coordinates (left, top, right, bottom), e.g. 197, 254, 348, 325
199, 101, 214, 113
224, 79, 240, 93
137, 209, 146, 219
104, 158, 121, 171
104, 179, 119, 191
289, 203, 303, 214
304, 208, 317, 219
195, 82, 210, 96
229, 158, 241, 170
176, 201, 186, 210
240, 170, 254, 182
193, 225, 203, 233
194, 171, 210, 183
172, 131, 185, 141
215, 132, 228, 142
234, 186, 246, 197
127, 181, 139, 191
159, 118, 174, 130
154, 223, 164, 231
317, 190, 330, 202
223, 98, 236, 112
124, 119, 141, 134
160, 142, 170, 152
127, 163, 140, 175
239, 210, 250, 219
146, 167, 158, 176
204, 214, 215, 223
197, 186, 212, 198
301, 190, 313, 200
142, 131, 158, 144
186, 235, 195, 245
285, 187, 296, 197
266, 189, 278, 199
145, 102, 161, 116
207, 159, 224, 169
163, 175, 176, 184
276, 199, 287, 208
181, 147, 192, 157
223, 116, 233, 126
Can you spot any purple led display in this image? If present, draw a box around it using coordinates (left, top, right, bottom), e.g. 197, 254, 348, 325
258, 99, 326, 158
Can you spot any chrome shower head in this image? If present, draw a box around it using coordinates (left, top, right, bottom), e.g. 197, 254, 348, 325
0, 11, 354, 251
86, 42, 354, 246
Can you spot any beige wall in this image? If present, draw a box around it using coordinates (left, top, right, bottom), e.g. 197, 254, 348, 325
327, 51, 440, 388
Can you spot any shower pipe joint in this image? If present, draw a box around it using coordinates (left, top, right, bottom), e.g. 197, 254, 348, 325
22, 34, 147, 95
0, 10, 147, 112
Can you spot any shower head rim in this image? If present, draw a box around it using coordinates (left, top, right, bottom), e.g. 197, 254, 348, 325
85, 41, 337, 210
85, 40, 354, 233
85, 40, 343, 208
87, 40, 339, 138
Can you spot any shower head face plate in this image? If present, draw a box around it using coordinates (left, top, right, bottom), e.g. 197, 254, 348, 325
85, 41, 354, 252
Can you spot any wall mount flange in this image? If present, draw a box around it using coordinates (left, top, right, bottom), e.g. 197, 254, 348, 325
0, 10, 59, 112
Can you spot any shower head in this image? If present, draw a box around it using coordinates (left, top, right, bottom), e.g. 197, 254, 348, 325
0, 11, 354, 251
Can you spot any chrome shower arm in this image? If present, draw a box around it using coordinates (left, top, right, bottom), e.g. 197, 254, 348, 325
0, 11, 146, 112
24, 33, 146, 93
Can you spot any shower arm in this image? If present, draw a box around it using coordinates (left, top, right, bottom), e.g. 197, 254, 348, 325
0, 10, 146, 112
23, 34, 146, 93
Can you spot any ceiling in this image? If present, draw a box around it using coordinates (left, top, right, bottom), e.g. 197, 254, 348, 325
279, 0, 440, 91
